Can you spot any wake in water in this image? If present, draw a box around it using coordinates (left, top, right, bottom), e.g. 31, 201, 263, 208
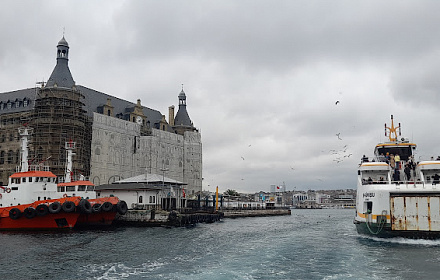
358, 234, 440, 246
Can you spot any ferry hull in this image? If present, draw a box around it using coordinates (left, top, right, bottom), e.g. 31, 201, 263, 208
355, 221, 440, 239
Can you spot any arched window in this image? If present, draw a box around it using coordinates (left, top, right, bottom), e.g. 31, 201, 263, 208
139, 195, 143, 204
149, 196, 152, 203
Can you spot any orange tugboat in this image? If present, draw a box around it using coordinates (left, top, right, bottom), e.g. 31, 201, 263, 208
0, 126, 127, 230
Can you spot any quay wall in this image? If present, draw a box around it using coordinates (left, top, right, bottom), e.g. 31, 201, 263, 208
222, 208, 291, 218
115, 208, 291, 227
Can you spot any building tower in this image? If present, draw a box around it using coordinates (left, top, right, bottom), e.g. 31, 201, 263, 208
30, 36, 91, 179
173, 86, 197, 135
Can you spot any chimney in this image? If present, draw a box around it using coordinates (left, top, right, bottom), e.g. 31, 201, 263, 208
169, 105, 175, 126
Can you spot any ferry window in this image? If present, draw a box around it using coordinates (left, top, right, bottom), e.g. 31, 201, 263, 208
38, 197, 40, 201
11, 187, 18, 190
66, 186, 75, 192
139, 195, 143, 203
23, 178, 26, 183
86, 186, 94, 191
29, 177, 32, 182
36, 177, 39, 182
78, 185, 86, 191
57, 186, 65, 192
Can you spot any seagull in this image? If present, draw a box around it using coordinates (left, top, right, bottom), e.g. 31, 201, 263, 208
336, 133, 342, 140
241, 156, 245, 160
335, 101, 340, 105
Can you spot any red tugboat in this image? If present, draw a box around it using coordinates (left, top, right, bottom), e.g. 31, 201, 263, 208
0, 127, 127, 230
57, 140, 128, 228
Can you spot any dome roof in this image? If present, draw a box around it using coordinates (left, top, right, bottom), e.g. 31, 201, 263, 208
57, 36, 69, 47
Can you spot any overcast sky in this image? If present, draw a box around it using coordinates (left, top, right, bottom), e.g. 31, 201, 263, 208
2, 1, 440, 193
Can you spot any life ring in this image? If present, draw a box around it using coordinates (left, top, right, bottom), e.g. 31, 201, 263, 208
92, 203, 101, 213
78, 199, 92, 214
63, 194, 68, 198
6, 188, 11, 193
9, 208, 22, 220
62, 201, 76, 213
116, 201, 128, 215
36, 204, 49, 216
48, 202, 62, 214
101, 201, 113, 212
24, 207, 37, 219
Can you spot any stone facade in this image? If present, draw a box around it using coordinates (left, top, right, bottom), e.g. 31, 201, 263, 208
90, 113, 202, 195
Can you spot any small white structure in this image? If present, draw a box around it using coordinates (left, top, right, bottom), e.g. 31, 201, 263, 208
94, 173, 187, 210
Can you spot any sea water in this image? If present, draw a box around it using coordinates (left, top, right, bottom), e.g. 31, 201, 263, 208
1, 209, 440, 280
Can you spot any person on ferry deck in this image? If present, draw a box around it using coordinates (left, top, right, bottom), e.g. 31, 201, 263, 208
404, 164, 411, 181
436, 156, 440, 161
433, 174, 440, 184
389, 154, 395, 169
395, 154, 401, 169
362, 155, 369, 162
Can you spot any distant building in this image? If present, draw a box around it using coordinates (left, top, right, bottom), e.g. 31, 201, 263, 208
0, 36, 202, 195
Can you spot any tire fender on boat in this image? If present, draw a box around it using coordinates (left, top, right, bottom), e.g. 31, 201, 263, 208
36, 204, 49, 216
6, 188, 11, 193
62, 201, 76, 213
48, 201, 62, 214
101, 201, 113, 212
24, 207, 37, 219
9, 208, 22, 220
78, 199, 92, 214
63, 194, 68, 198
116, 201, 128, 215
92, 203, 101, 213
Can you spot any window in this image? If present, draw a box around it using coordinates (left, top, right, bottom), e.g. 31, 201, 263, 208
66, 186, 75, 192
139, 195, 143, 203
0, 151, 4, 164
57, 186, 65, 192
78, 185, 86, 191
7, 102, 11, 109
149, 196, 152, 203
7, 150, 13, 164
23, 100, 28, 107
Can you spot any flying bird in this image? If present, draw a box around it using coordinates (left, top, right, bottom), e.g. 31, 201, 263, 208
336, 133, 342, 140
335, 101, 340, 105
241, 156, 245, 160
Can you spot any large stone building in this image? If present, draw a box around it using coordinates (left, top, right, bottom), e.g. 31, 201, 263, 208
0, 36, 202, 195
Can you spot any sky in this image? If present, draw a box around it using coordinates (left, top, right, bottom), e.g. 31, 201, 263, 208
2, 1, 440, 193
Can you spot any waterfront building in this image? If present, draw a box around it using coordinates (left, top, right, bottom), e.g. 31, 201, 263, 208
0, 36, 202, 195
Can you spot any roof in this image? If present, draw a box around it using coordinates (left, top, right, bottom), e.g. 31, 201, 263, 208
0, 86, 164, 126
94, 183, 170, 191
10, 171, 57, 178
57, 180, 94, 187
115, 173, 185, 185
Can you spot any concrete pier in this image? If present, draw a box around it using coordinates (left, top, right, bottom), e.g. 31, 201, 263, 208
114, 208, 291, 227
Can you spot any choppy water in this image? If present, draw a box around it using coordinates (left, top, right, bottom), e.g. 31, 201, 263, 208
1, 209, 440, 279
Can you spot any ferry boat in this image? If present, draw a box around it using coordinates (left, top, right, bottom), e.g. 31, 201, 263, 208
0, 126, 127, 230
354, 115, 440, 238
